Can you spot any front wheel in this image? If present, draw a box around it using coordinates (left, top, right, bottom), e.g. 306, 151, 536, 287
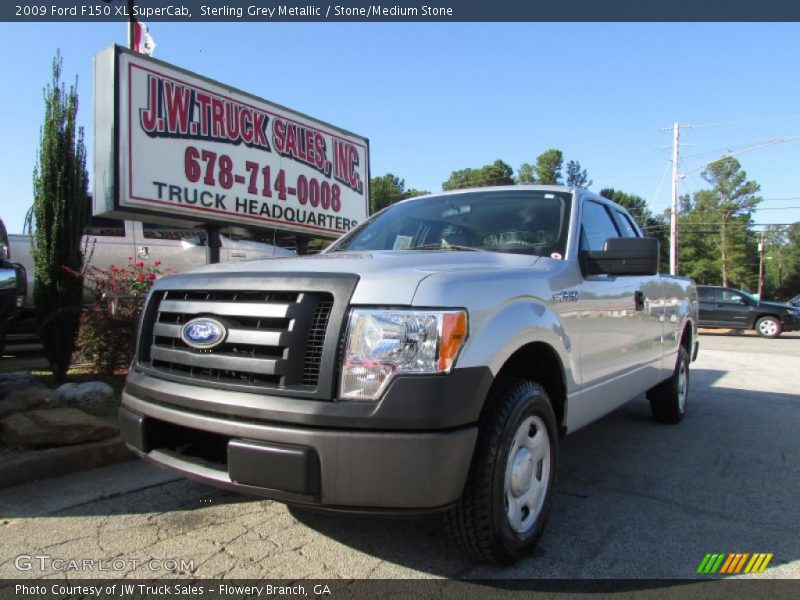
446, 378, 558, 565
756, 316, 782, 338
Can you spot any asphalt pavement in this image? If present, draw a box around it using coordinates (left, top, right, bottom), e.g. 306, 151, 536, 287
0, 331, 798, 579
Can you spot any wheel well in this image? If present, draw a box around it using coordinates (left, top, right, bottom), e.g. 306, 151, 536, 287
681, 322, 692, 354
754, 314, 779, 324
494, 342, 566, 433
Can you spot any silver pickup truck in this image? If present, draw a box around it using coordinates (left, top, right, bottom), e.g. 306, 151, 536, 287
120, 185, 699, 564
10, 216, 294, 312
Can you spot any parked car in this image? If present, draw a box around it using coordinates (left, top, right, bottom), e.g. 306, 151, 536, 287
789, 294, 800, 308
697, 285, 800, 338
10, 209, 295, 312
120, 185, 699, 565
0, 217, 26, 357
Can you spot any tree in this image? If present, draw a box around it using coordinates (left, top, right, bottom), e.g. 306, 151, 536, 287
516, 162, 535, 184
764, 223, 800, 299
699, 157, 761, 287
369, 173, 405, 214
533, 149, 563, 185
442, 159, 514, 190
32, 51, 89, 381
566, 160, 592, 188
369, 173, 428, 214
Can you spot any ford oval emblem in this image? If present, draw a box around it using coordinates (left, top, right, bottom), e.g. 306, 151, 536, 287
181, 317, 227, 349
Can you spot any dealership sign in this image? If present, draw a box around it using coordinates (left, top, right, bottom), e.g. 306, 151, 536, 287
94, 45, 369, 237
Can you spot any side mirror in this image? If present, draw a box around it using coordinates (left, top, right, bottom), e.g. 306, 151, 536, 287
582, 237, 659, 277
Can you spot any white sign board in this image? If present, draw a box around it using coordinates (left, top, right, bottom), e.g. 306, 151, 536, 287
95, 45, 369, 238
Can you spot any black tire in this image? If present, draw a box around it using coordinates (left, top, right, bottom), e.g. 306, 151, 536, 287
755, 316, 782, 338
647, 345, 689, 424
445, 378, 558, 565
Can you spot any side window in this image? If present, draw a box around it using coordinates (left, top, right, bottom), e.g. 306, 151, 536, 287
698, 287, 714, 301
613, 210, 640, 238
142, 223, 207, 247
580, 201, 621, 252
721, 289, 743, 303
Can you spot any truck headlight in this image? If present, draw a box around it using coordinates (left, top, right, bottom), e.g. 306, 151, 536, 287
339, 309, 468, 401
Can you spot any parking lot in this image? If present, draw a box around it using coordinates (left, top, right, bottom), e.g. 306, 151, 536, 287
1, 331, 798, 579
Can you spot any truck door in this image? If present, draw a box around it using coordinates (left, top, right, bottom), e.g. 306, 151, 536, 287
131, 221, 208, 274
700, 288, 752, 329
572, 200, 655, 427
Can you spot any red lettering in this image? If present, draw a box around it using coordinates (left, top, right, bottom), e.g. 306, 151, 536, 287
284, 123, 297, 158
314, 134, 326, 171
349, 146, 359, 189
140, 75, 159, 133
272, 118, 285, 152
334, 139, 349, 182
211, 97, 225, 138
164, 81, 192, 135
303, 129, 315, 164
195, 92, 212, 136
226, 103, 240, 142
252, 112, 268, 148
240, 108, 253, 144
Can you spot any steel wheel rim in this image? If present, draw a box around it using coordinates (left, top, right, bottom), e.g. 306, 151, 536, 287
759, 319, 778, 336
504, 415, 551, 534
678, 359, 688, 413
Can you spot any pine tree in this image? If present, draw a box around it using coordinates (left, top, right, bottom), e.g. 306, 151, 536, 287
32, 51, 89, 381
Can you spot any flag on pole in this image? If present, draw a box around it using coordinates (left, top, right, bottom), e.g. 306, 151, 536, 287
132, 19, 156, 56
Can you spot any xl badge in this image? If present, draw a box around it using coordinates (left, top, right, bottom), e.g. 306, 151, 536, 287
181, 317, 227, 349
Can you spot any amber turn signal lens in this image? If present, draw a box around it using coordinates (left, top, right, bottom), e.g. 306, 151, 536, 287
439, 311, 467, 371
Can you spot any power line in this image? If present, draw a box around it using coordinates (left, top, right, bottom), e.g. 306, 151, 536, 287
686, 115, 800, 128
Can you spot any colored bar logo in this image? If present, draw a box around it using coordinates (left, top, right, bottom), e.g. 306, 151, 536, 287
697, 552, 773, 574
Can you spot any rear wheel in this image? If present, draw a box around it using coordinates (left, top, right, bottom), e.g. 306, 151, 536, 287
647, 345, 689, 424
755, 316, 782, 338
446, 378, 558, 565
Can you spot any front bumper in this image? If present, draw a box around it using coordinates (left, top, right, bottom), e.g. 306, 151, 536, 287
120, 367, 492, 512
782, 315, 800, 332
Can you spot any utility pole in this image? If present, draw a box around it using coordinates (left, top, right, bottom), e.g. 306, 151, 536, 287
670, 122, 680, 276
758, 230, 765, 299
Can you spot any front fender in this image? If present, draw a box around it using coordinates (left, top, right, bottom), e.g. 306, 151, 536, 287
456, 297, 577, 393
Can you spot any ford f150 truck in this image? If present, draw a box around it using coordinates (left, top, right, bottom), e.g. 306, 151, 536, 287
120, 185, 699, 564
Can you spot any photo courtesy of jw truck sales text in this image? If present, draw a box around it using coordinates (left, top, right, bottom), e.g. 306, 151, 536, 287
93, 44, 369, 237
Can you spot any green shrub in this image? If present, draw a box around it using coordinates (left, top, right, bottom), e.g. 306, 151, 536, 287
76, 259, 162, 377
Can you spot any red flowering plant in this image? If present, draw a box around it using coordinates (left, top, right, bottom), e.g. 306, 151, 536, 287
69, 258, 165, 376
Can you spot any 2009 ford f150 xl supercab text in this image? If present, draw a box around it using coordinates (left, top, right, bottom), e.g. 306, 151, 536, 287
120, 185, 699, 564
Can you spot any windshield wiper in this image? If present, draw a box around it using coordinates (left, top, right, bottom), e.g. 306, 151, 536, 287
409, 243, 484, 252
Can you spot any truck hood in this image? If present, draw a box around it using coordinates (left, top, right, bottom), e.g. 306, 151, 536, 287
184, 250, 542, 304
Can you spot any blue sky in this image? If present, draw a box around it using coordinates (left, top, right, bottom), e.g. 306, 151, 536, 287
2, 22, 800, 234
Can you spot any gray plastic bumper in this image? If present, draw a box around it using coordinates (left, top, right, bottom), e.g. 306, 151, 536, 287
119, 396, 478, 511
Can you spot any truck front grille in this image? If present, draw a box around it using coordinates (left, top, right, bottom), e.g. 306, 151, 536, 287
136, 274, 357, 400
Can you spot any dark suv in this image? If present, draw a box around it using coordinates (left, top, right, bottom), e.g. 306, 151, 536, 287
1, 217, 25, 357
697, 285, 800, 338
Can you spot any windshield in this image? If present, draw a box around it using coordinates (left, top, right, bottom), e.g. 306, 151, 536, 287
330, 189, 573, 257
